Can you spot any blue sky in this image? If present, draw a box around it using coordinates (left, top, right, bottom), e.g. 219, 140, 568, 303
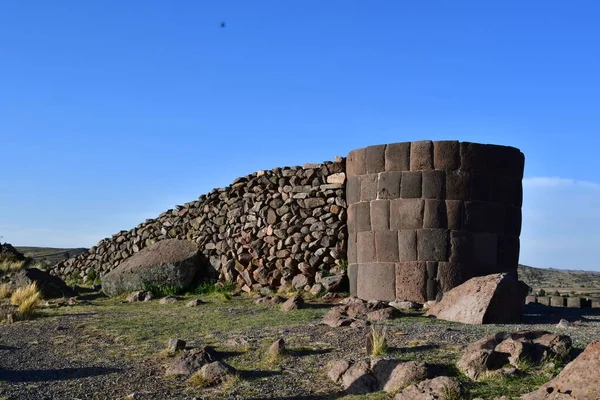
1, 1, 599, 271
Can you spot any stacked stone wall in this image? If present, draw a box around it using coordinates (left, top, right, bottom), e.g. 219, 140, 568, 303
50, 159, 348, 292
346, 141, 525, 302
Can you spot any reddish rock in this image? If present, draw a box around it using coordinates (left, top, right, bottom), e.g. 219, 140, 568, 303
425, 273, 528, 324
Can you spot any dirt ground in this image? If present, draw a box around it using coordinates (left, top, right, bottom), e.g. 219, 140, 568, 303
1, 292, 599, 400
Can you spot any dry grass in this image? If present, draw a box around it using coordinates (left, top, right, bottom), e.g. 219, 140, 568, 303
0, 260, 26, 273
11, 283, 40, 306
17, 290, 41, 317
0, 283, 12, 299
370, 324, 388, 356
187, 371, 209, 388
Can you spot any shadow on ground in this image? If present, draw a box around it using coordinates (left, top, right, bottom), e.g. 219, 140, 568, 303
0, 366, 120, 382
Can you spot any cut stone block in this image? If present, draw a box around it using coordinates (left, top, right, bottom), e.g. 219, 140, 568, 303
410, 140, 433, 171
450, 231, 472, 263
390, 199, 424, 230
433, 140, 460, 170
423, 199, 447, 229
370, 200, 390, 231
400, 171, 422, 198
346, 203, 356, 233
348, 263, 358, 296
437, 262, 464, 296
354, 201, 371, 232
491, 176, 523, 206
471, 233, 498, 266
504, 206, 522, 237
348, 232, 357, 264
460, 142, 488, 173
395, 261, 427, 303
422, 170, 445, 199
375, 231, 399, 262
463, 201, 505, 234
346, 176, 361, 205
536, 296, 551, 306
385, 142, 411, 171
357, 231, 376, 263
377, 171, 401, 199
360, 174, 378, 202
551, 296, 566, 307
347, 148, 366, 176
497, 236, 520, 267
417, 229, 450, 262
366, 145, 386, 174
446, 200, 463, 231
470, 174, 492, 202
445, 171, 470, 200
566, 297, 582, 308
398, 230, 417, 262
357, 262, 396, 301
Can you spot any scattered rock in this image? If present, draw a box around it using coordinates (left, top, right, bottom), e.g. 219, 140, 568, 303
422, 300, 437, 310
322, 307, 354, 327
371, 359, 429, 393
281, 295, 304, 312
159, 296, 180, 304
126, 290, 153, 302
341, 360, 378, 395
165, 346, 216, 376
310, 284, 323, 296
167, 339, 186, 352
320, 275, 347, 292
366, 307, 398, 322
425, 273, 529, 324
14, 268, 75, 299
327, 360, 351, 383
198, 361, 236, 385
255, 295, 284, 305
457, 331, 572, 380
101, 239, 203, 297
522, 339, 600, 399
556, 319, 572, 329
186, 299, 204, 307
389, 300, 419, 310
268, 338, 285, 358
394, 376, 461, 400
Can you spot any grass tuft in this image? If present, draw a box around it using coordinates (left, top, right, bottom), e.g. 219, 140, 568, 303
370, 324, 388, 356
11, 283, 40, 306
142, 283, 184, 297
0, 260, 26, 273
187, 371, 209, 388
18, 291, 41, 317
0, 283, 12, 299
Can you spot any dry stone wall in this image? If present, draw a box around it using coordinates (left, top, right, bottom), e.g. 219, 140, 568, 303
50, 159, 348, 293
346, 141, 525, 303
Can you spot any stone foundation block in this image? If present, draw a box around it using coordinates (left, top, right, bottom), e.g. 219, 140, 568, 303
410, 140, 433, 171
357, 263, 396, 301
497, 236, 520, 267
536, 296, 551, 306
433, 140, 460, 170
550, 296, 566, 307
566, 297, 582, 308
423, 199, 447, 229
390, 199, 424, 230
460, 142, 488, 173
348, 232, 357, 264
377, 171, 401, 199
525, 295, 537, 304
417, 229, 450, 261
398, 230, 417, 262
348, 263, 358, 296
360, 174, 378, 202
347, 148, 366, 176
504, 206, 522, 237
463, 201, 505, 234
471, 233, 498, 265
470, 174, 492, 202
370, 200, 390, 231
400, 171, 422, 198
437, 262, 464, 296
446, 200, 463, 230
449, 231, 471, 263
357, 232, 376, 263
375, 231, 399, 262
346, 176, 361, 205
445, 171, 470, 200
385, 142, 411, 171
422, 170, 445, 199
395, 261, 427, 303
366, 144, 386, 174
491, 176, 523, 206
354, 202, 371, 232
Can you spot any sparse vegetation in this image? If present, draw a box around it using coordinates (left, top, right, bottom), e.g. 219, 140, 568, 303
142, 282, 184, 297
186, 371, 209, 388
0, 260, 26, 273
0, 283, 12, 299
8, 282, 42, 319
370, 324, 388, 356
10, 283, 40, 306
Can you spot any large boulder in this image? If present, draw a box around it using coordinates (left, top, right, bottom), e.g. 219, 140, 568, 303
394, 376, 461, 400
425, 273, 528, 324
521, 340, 600, 400
458, 331, 572, 380
14, 268, 75, 298
102, 239, 203, 297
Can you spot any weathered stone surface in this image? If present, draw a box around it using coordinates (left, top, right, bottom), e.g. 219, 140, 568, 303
371, 359, 429, 393
425, 273, 528, 324
281, 294, 304, 312
390, 199, 424, 230
199, 361, 236, 385
268, 338, 285, 358
167, 338, 186, 352
341, 360, 378, 395
126, 290, 154, 302
521, 340, 600, 400
410, 140, 433, 171
366, 145, 386, 174
433, 140, 460, 170
385, 142, 411, 171
165, 346, 216, 376
377, 172, 401, 200
395, 262, 427, 303
357, 263, 396, 301
400, 171, 422, 198
328, 359, 351, 383
102, 239, 202, 297
394, 376, 461, 400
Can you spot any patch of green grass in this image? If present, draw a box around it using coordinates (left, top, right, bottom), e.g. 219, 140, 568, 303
191, 280, 235, 297
142, 282, 185, 297
465, 371, 551, 399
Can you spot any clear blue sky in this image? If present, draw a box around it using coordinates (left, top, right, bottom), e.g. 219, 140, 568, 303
1, 1, 599, 271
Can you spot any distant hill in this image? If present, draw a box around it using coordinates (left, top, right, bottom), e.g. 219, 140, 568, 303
518, 264, 600, 295
15, 246, 88, 265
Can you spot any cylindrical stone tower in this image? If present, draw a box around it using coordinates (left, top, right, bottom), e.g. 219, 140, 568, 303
346, 141, 524, 302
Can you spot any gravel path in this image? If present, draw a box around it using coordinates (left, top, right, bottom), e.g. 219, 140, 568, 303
1, 301, 599, 400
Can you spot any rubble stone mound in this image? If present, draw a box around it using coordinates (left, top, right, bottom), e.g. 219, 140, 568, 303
425, 273, 528, 324
458, 331, 572, 380
15, 268, 75, 299
102, 239, 202, 297
521, 339, 600, 400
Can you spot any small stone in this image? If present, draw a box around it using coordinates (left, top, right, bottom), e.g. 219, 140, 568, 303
389, 300, 419, 310
159, 296, 179, 304
556, 319, 572, 328
186, 299, 205, 307
281, 295, 304, 312
199, 361, 236, 385
327, 359, 351, 383
167, 338, 186, 352
310, 283, 323, 296
268, 338, 285, 358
